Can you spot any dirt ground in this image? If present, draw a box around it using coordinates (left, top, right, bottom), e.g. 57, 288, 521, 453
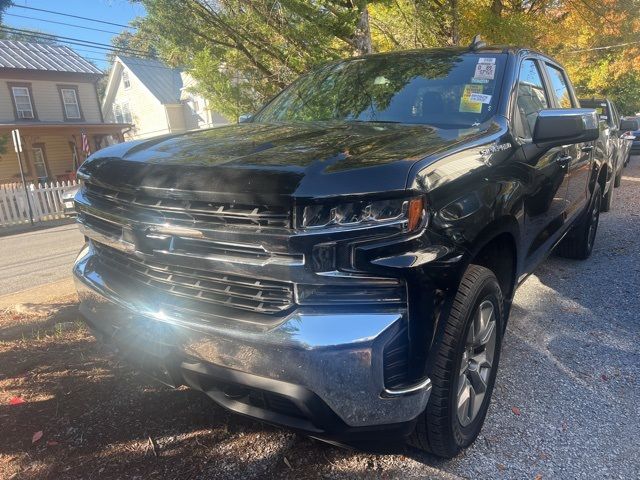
0, 298, 434, 480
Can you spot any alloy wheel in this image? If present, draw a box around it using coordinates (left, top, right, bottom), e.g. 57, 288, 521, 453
456, 300, 497, 427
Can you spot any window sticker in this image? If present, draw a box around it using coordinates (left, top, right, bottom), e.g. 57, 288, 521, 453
474, 62, 496, 80
478, 57, 496, 64
460, 84, 484, 113
471, 78, 489, 84
469, 93, 492, 104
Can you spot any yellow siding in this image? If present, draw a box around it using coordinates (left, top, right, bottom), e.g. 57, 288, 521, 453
0, 150, 22, 184
0, 135, 76, 184
0, 77, 101, 123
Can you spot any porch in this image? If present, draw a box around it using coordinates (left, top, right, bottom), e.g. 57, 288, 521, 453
0, 122, 128, 184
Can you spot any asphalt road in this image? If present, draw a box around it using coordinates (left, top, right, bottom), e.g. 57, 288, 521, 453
0, 222, 84, 296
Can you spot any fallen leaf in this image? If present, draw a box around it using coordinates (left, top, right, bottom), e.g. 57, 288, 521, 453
46, 440, 59, 446
283, 456, 292, 470
9, 397, 25, 405
534, 475, 543, 480
511, 406, 521, 416
497, 463, 506, 471
32, 431, 43, 443
601, 374, 609, 381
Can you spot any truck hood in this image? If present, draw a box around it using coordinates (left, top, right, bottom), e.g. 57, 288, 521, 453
79, 122, 483, 202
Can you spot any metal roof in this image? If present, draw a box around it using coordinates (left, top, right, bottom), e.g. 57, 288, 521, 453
0, 39, 103, 75
118, 56, 183, 104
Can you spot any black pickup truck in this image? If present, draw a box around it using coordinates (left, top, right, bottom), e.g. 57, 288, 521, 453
73, 45, 603, 457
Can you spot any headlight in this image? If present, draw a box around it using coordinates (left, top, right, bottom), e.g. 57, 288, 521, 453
297, 196, 425, 231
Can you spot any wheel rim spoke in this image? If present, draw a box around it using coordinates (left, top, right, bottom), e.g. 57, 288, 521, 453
456, 299, 497, 427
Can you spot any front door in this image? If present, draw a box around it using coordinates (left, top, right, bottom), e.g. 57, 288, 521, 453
514, 58, 571, 271
31, 146, 49, 184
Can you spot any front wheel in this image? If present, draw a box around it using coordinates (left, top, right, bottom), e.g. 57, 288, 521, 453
556, 184, 601, 260
409, 265, 504, 458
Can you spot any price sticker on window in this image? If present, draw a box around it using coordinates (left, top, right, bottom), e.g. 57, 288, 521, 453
474, 62, 496, 80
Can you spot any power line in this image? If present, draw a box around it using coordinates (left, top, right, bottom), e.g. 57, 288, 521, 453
10, 4, 136, 30
0, 26, 152, 57
4, 12, 122, 35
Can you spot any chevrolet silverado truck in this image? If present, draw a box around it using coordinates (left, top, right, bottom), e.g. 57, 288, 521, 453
579, 98, 637, 210
73, 45, 603, 457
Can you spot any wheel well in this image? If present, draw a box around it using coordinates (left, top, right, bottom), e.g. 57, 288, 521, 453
470, 233, 517, 301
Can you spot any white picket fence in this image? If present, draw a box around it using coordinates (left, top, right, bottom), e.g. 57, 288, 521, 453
0, 180, 79, 227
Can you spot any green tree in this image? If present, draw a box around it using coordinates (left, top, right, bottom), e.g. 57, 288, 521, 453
138, 0, 383, 119
133, 0, 640, 119
0, 0, 12, 28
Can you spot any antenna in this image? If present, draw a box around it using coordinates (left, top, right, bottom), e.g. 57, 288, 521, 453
469, 34, 486, 51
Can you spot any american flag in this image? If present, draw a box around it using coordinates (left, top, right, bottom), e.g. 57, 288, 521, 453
81, 131, 91, 156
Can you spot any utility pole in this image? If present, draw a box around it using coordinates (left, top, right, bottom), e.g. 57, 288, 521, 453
11, 129, 34, 226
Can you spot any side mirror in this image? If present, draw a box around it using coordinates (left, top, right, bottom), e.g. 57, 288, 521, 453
620, 118, 639, 132
533, 109, 599, 147
238, 113, 253, 123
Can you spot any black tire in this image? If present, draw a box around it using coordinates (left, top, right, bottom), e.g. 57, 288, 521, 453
601, 183, 613, 212
556, 184, 601, 260
409, 265, 504, 458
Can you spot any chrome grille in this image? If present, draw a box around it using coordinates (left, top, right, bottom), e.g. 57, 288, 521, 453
84, 183, 290, 229
94, 244, 295, 316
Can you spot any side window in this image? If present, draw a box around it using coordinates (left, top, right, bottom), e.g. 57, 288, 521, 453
610, 103, 620, 129
545, 64, 574, 108
515, 59, 549, 139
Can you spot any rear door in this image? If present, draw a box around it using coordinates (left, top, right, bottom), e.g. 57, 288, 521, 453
543, 62, 591, 223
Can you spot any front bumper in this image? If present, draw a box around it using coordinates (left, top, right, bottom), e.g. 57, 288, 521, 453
73, 244, 432, 443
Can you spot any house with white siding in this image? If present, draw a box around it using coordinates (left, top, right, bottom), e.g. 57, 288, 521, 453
102, 56, 228, 140
0, 40, 128, 184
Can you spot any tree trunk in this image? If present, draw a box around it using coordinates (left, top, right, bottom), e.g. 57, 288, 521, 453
450, 0, 460, 46
491, 0, 503, 16
353, 5, 372, 55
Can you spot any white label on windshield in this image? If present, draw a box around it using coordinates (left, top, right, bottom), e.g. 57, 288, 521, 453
475, 62, 496, 80
471, 78, 489, 84
478, 57, 496, 64
469, 93, 492, 104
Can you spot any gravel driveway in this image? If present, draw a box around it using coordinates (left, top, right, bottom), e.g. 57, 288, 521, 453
2, 158, 639, 479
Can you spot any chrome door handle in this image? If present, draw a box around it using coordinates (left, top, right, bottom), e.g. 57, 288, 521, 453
581, 145, 594, 153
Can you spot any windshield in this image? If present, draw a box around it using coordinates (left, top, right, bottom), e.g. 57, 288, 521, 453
254, 52, 506, 129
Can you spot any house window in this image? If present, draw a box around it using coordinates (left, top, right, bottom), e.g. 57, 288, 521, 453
113, 102, 132, 123
32, 146, 49, 183
122, 103, 132, 123
12, 86, 34, 119
60, 87, 81, 119
123, 71, 131, 89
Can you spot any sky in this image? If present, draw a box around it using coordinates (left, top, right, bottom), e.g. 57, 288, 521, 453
4, 0, 147, 70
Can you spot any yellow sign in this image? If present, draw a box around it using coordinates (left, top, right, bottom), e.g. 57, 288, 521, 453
460, 84, 484, 113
